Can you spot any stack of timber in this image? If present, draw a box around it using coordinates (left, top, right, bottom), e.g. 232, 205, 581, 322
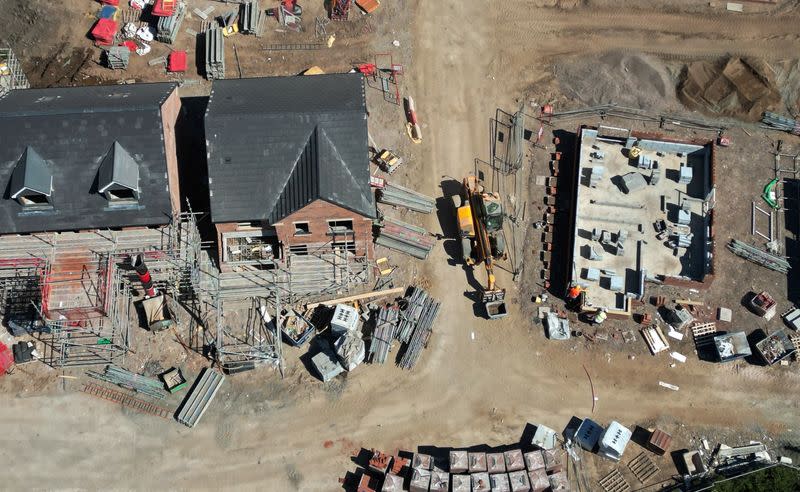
376, 217, 435, 259
368, 304, 399, 364
377, 182, 435, 214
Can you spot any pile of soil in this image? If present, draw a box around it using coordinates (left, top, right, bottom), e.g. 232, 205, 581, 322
553, 51, 680, 111
678, 57, 782, 121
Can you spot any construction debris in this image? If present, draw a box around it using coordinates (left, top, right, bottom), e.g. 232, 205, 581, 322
176, 368, 225, 428
727, 239, 790, 273
749, 291, 777, 320
755, 329, 796, 365
376, 217, 436, 259
161, 367, 187, 393
330, 0, 352, 20
377, 182, 436, 214
87, 365, 167, 400
334, 331, 366, 370
281, 308, 315, 346
714, 331, 752, 362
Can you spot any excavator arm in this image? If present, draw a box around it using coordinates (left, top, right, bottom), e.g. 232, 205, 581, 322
459, 175, 508, 319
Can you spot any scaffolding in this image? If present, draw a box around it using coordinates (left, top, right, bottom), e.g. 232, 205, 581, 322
213, 290, 283, 375
0, 47, 29, 97
0, 211, 202, 367
37, 267, 132, 368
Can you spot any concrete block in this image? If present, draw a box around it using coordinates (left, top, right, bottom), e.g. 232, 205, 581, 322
472, 472, 491, 492
487, 453, 506, 474
718, 307, 732, 322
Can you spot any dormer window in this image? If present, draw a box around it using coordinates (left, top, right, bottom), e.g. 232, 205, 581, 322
104, 186, 137, 202
98, 141, 139, 204
10, 146, 53, 208
17, 192, 50, 206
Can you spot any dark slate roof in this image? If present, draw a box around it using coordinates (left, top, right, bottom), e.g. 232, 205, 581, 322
205, 73, 375, 224
0, 83, 176, 234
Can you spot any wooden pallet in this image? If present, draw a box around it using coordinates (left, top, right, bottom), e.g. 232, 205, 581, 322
598, 469, 630, 492
628, 452, 659, 484
692, 322, 718, 348
82, 382, 172, 419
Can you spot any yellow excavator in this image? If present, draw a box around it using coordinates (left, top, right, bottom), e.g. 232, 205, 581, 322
454, 175, 508, 319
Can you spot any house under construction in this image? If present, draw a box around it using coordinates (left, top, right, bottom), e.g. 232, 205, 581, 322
0, 75, 378, 372
563, 126, 717, 316
204, 74, 375, 304
0, 82, 186, 366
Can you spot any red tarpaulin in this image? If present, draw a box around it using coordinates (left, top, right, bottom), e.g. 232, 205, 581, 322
167, 51, 187, 72
121, 40, 137, 52
0, 342, 13, 376
100, 0, 120, 6
151, 0, 176, 17
91, 18, 118, 46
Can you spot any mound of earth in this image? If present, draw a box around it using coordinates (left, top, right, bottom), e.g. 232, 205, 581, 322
554, 52, 679, 111
678, 57, 781, 122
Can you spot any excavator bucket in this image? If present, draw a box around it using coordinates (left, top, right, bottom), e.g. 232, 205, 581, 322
482, 290, 507, 319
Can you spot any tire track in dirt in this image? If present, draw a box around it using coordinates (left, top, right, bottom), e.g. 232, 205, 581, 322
493, 5, 800, 60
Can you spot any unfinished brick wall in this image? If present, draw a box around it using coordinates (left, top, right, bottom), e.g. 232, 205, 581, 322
215, 222, 239, 268
160, 87, 182, 214
272, 199, 374, 258
215, 200, 374, 268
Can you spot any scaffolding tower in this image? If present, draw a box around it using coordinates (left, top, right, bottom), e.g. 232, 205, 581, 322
37, 267, 132, 368
0, 47, 29, 97
212, 289, 284, 375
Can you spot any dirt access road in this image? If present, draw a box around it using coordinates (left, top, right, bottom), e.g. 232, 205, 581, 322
3, 1, 800, 490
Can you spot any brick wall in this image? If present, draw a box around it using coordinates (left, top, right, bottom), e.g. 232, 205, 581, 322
215, 199, 374, 268
160, 88, 182, 214
273, 199, 373, 258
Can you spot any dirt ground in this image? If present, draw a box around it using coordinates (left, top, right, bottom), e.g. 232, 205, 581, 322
3, 0, 800, 490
